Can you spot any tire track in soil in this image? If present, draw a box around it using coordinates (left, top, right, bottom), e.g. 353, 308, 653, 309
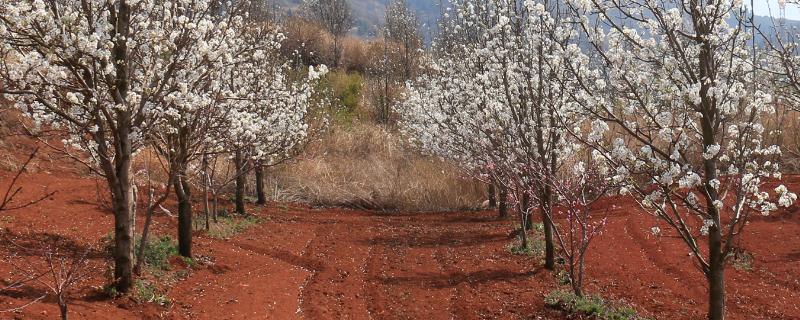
297, 218, 373, 319
363, 217, 455, 319
612, 212, 711, 318
619, 213, 800, 319
623, 214, 705, 296
166, 237, 310, 319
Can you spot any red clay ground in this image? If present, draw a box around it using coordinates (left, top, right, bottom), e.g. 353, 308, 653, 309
0, 167, 799, 319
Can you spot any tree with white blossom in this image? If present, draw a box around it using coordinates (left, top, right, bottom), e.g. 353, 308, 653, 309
0, 0, 321, 292
401, 0, 585, 270
0, 0, 231, 292
144, 0, 252, 259
562, 1, 796, 319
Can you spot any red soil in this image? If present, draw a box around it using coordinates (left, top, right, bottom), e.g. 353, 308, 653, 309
0, 167, 799, 319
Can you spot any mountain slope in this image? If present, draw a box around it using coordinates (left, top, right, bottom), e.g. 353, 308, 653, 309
276, 0, 440, 37
279, 0, 799, 40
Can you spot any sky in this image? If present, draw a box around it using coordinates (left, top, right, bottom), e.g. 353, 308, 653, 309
752, 0, 800, 20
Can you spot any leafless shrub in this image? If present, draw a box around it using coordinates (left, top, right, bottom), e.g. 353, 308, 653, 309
0, 231, 96, 320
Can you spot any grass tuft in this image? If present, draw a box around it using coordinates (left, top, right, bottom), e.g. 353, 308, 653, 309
136, 235, 179, 271
728, 248, 755, 272
544, 290, 643, 320
207, 216, 261, 239
134, 279, 170, 306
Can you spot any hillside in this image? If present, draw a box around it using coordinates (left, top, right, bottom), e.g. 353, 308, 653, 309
279, 0, 800, 40
276, 0, 440, 37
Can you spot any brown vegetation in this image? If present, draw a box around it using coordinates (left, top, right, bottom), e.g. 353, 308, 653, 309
265, 122, 486, 211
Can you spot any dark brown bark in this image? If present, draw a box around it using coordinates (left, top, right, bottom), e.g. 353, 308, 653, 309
540, 184, 556, 271
234, 151, 246, 215
108, 0, 134, 294
708, 226, 725, 320
498, 185, 508, 219
108, 155, 134, 293
523, 190, 532, 229
203, 181, 210, 230
488, 183, 497, 208
175, 173, 192, 258
517, 198, 528, 249
255, 165, 266, 205
59, 300, 67, 320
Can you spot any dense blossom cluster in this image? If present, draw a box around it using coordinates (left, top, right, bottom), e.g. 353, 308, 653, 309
402, 0, 583, 180
0, 0, 324, 292
401, 0, 798, 317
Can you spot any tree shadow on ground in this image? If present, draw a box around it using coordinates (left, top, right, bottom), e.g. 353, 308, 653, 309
377, 268, 541, 289
236, 243, 327, 272
0, 230, 105, 260
360, 230, 507, 248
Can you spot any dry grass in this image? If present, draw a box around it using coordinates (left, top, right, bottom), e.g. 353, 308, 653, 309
265, 122, 487, 212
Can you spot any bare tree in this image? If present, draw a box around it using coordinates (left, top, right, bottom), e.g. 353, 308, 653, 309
302, 0, 355, 67
0, 149, 54, 213
1, 233, 94, 320
0, 150, 90, 320
535, 162, 613, 297
385, 0, 422, 80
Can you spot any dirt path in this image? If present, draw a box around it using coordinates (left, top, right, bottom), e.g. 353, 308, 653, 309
2, 173, 799, 319
158, 203, 800, 320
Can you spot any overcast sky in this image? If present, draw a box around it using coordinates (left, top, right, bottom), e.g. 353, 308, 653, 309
752, 0, 800, 20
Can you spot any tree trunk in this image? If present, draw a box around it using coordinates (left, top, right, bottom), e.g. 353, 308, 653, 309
708, 225, 726, 320
540, 185, 555, 270
202, 156, 210, 230
517, 202, 528, 249
234, 151, 246, 215
107, 0, 134, 295
523, 190, 532, 229
174, 173, 192, 258
488, 183, 497, 208
498, 185, 508, 219
107, 146, 134, 294
59, 299, 67, 320
212, 193, 219, 223
134, 203, 154, 275
203, 182, 210, 230
255, 165, 266, 205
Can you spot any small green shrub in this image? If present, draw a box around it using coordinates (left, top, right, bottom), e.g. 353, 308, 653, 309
103, 283, 121, 299
728, 248, 755, 271
134, 280, 170, 306
217, 208, 230, 218
331, 72, 363, 111
544, 290, 641, 320
208, 216, 261, 239
136, 235, 179, 271
508, 241, 535, 256
507, 225, 545, 258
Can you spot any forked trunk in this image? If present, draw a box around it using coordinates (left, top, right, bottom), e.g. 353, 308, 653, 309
134, 202, 155, 275
518, 207, 528, 249
523, 191, 532, 229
